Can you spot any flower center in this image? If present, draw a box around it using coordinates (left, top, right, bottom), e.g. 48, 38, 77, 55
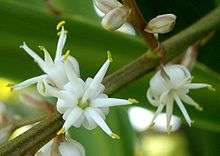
78, 100, 89, 109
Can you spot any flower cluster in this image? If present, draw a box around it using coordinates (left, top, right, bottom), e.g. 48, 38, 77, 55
147, 65, 214, 132
12, 23, 80, 94
93, 0, 131, 30
13, 22, 137, 154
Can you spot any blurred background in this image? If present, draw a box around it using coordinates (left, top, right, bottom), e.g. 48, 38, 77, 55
0, 0, 220, 156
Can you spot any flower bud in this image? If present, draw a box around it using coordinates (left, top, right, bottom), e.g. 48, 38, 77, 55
101, 6, 131, 31
35, 136, 85, 156
145, 14, 176, 34
93, 0, 122, 14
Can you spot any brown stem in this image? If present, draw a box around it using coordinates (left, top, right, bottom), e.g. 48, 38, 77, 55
122, 0, 159, 50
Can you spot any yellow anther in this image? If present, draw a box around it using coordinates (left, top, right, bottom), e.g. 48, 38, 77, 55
63, 50, 70, 61
107, 51, 113, 62
110, 133, 120, 139
57, 127, 65, 135
128, 98, 139, 104
56, 21, 66, 30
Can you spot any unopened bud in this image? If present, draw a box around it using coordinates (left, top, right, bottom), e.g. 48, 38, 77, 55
101, 6, 131, 31
145, 14, 176, 34
93, 0, 122, 14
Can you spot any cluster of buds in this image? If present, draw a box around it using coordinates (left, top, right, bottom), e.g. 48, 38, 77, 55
93, 0, 131, 31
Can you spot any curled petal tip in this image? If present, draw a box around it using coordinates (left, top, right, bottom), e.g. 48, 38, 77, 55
207, 85, 215, 91
128, 98, 139, 104
56, 21, 66, 30
20, 42, 26, 48
111, 133, 120, 139
196, 106, 203, 111
107, 51, 113, 62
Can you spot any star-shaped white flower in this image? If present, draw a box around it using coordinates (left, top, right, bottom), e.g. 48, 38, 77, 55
35, 136, 85, 156
12, 25, 80, 94
41, 52, 138, 138
147, 65, 214, 132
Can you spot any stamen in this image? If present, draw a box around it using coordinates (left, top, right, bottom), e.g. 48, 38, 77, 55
107, 51, 113, 62
56, 21, 66, 30
63, 50, 70, 61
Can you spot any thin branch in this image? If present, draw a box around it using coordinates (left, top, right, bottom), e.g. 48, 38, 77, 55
1, 6, 220, 155
122, 0, 159, 50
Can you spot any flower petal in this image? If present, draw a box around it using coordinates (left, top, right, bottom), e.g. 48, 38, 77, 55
185, 83, 213, 90
64, 60, 79, 82
66, 56, 80, 78
87, 108, 114, 137
63, 107, 83, 131
12, 74, 47, 91
174, 94, 192, 126
90, 98, 131, 107
180, 94, 203, 111
55, 27, 67, 62
166, 98, 174, 132
20, 42, 46, 70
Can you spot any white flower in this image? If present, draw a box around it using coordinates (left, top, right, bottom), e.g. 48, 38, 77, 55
42, 52, 138, 138
36, 137, 85, 156
93, 0, 131, 31
145, 14, 176, 34
147, 65, 214, 131
12, 25, 80, 94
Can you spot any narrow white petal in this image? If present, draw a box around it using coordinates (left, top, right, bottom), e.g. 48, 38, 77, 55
57, 99, 72, 114
20, 42, 46, 69
39, 81, 61, 97
174, 94, 192, 126
64, 60, 78, 82
43, 50, 54, 66
82, 110, 97, 130
185, 83, 213, 90
55, 27, 66, 62
63, 107, 83, 131
166, 98, 174, 131
64, 80, 85, 99
63, 109, 72, 120
66, 56, 80, 77
81, 77, 106, 103
87, 108, 113, 136
13, 74, 47, 91
91, 98, 131, 107
180, 94, 203, 111
150, 103, 165, 126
